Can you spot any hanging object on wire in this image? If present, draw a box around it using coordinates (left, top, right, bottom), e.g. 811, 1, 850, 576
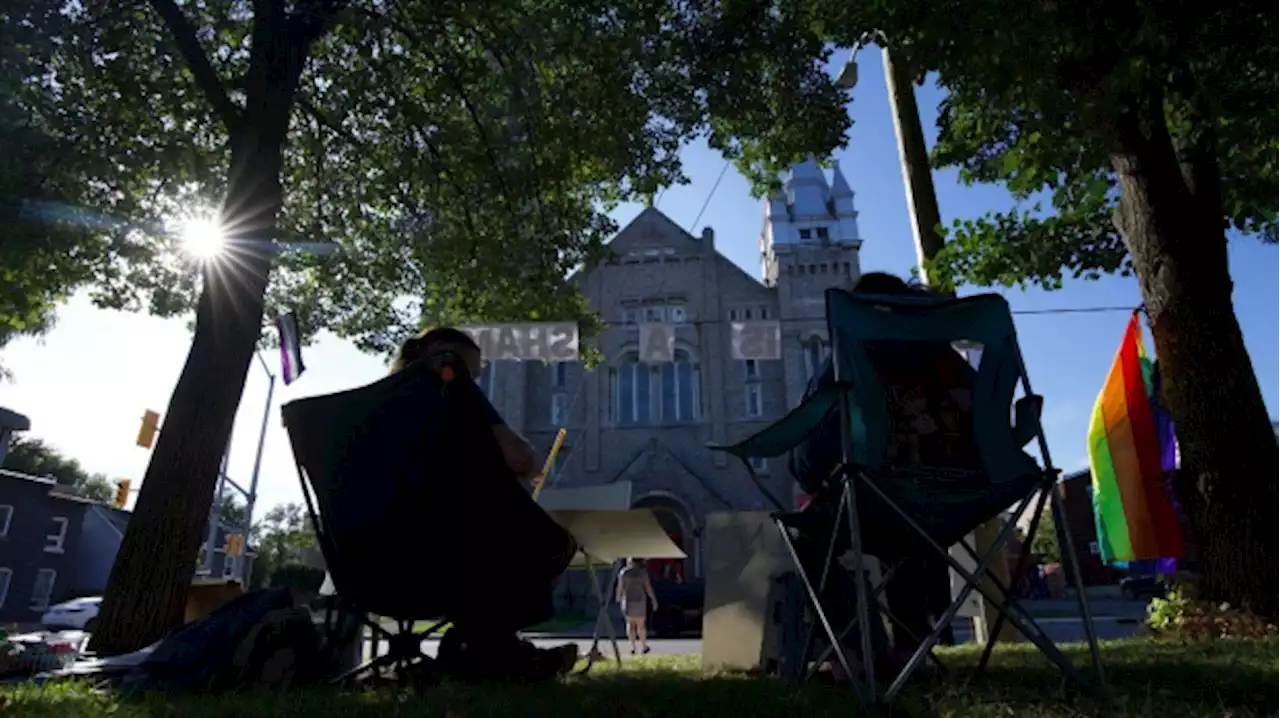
1086, 311, 1184, 565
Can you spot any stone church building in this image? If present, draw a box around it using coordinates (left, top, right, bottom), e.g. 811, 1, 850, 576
485, 158, 866, 588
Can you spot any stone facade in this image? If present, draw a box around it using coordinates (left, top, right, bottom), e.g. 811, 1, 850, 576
488, 158, 864, 582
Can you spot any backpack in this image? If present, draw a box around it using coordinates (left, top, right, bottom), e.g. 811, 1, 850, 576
227, 606, 322, 689
122, 588, 323, 693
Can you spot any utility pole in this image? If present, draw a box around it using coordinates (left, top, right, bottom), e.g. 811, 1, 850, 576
839, 48, 1018, 645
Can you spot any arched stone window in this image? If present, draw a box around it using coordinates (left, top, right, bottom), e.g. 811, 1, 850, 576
610, 349, 701, 425
802, 336, 829, 382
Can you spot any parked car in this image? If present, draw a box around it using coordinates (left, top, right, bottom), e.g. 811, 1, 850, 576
649, 579, 704, 638
40, 596, 101, 631
1119, 575, 1168, 601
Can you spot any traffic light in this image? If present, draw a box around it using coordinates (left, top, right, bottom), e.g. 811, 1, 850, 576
136, 410, 161, 449
113, 479, 132, 508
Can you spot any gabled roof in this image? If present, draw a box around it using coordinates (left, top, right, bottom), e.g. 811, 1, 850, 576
606, 438, 734, 510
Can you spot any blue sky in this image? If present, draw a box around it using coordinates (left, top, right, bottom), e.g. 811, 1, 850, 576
2, 49, 1276, 517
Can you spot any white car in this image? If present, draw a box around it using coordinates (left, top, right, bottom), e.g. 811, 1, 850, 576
40, 596, 102, 631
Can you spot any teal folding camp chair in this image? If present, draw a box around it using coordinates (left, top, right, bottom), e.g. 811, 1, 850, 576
710, 288, 1105, 707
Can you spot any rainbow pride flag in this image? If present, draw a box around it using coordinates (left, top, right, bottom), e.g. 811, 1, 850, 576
1086, 313, 1184, 564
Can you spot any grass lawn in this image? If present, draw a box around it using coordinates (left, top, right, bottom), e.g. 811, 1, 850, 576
2, 638, 1274, 717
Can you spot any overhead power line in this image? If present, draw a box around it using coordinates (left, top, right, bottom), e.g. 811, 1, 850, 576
688, 161, 731, 233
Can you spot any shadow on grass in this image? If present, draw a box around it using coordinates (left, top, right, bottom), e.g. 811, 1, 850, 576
2, 639, 1274, 718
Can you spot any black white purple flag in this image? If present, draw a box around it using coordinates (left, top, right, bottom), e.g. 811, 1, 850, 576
275, 313, 306, 385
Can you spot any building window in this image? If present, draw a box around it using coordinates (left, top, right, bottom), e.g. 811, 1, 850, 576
552, 361, 568, 388
803, 337, 830, 383
742, 307, 754, 320
728, 308, 739, 321
816, 226, 830, 242
552, 446, 572, 479
550, 392, 569, 426
44, 517, 69, 555
477, 361, 497, 398
0, 505, 11, 539
758, 306, 770, 320
844, 262, 852, 275
643, 306, 664, 323
668, 305, 687, 323
0, 567, 10, 609
744, 359, 759, 379
30, 568, 56, 611
613, 362, 651, 425
622, 309, 637, 325
799, 228, 812, 240
660, 351, 701, 422
612, 351, 700, 425
745, 384, 763, 418
749, 456, 768, 473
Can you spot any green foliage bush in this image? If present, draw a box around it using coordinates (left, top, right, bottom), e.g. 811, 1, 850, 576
1146, 583, 1277, 640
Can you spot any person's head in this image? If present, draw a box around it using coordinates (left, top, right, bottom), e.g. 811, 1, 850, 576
852, 271, 913, 296
626, 557, 642, 568
390, 327, 484, 379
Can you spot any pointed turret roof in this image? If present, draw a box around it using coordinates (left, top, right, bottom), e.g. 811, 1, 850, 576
786, 155, 826, 186
830, 164, 854, 198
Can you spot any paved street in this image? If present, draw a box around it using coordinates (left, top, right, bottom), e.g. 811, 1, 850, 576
365, 615, 1140, 662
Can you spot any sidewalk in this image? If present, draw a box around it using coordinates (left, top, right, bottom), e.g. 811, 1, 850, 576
1022, 597, 1148, 620
519, 596, 1149, 640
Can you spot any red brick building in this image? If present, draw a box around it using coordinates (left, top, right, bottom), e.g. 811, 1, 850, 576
1055, 470, 1125, 586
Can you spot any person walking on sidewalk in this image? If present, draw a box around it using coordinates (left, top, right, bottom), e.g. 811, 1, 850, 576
616, 558, 658, 655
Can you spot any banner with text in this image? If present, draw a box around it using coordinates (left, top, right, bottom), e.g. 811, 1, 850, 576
730, 320, 782, 361
638, 323, 676, 363
462, 322, 580, 362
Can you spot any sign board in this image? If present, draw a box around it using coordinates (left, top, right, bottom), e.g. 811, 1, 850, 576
638, 323, 676, 363
462, 322, 579, 362
730, 321, 782, 361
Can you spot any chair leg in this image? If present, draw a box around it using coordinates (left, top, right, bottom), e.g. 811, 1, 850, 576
775, 516, 870, 706
837, 389, 877, 704
879, 493, 1036, 704
975, 487, 1050, 679
796, 486, 857, 686
1049, 484, 1107, 691
577, 554, 622, 675
857, 473, 1094, 694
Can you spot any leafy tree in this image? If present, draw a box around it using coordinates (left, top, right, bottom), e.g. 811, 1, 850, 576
15, 0, 849, 653
816, 0, 1278, 617
0, 4, 118, 377
2, 436, 117, 503
247, 503, 317, 590
1030, 503, 1060, 565
217, 494, 248, 531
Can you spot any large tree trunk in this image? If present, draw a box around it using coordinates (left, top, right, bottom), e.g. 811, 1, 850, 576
1109, 90, 1279, 620
90, 1, 331, 653
89, 143, 283, 655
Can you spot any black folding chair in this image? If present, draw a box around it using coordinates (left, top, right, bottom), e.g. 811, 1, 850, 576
281, 362, 462, 684
710, 288, 1105, 708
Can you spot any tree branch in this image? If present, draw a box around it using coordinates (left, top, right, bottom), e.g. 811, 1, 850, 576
148, 0, 241, 133
297, 97, 363, 148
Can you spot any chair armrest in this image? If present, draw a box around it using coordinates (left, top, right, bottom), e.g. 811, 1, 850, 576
1012, 394, 1044, 448
707, 387, 839, 459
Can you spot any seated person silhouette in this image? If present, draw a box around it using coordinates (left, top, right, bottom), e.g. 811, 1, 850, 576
391, 327, 579, 681
787, 272, 979, 682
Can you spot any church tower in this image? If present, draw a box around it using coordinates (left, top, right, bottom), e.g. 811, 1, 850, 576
761, 156, 864, 409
